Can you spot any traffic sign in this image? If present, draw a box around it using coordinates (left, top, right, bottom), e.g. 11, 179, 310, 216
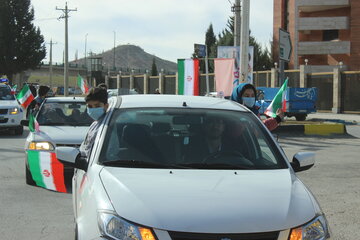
194, 44, 206, 58
279, 29, 292, 62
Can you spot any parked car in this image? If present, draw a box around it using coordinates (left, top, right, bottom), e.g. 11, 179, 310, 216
0, 83, 24, 135
257, 87, 318, 121
22, 97, 93, 192
57, 95, 331, 240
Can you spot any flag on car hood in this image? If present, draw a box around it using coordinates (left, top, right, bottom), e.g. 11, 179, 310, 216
27, 151, 66, 193
16, 84, 34, 109
178, 59, 199, 96
265, 78, 288, 118
77, 74, 89, 94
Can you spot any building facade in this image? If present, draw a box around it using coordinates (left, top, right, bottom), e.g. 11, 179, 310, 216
273, 0, 360, 71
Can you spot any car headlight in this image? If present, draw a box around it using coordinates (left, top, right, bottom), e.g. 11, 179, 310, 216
98, 211, 156, 240
28, 142, 55, 151
9, 107, 20, 115
289, 215, 330, 240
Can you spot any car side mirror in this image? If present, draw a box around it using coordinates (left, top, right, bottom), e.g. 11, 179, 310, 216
56, 147, 88, 171
21, 120, 29, 126
291, 152, 315, 172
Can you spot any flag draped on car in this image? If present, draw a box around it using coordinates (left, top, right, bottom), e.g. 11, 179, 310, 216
177, 59, 199, 96
16, 84, 34, 109
265, 78, 289, 118
27, 151, 66, 193
28, 113, 39, 132
77, 74, 89, 94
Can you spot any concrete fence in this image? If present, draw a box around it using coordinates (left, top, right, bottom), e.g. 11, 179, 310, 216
105, 66, 360, 113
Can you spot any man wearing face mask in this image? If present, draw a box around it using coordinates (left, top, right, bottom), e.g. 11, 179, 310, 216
230, 83, 284, 131
80, 85, 109, 158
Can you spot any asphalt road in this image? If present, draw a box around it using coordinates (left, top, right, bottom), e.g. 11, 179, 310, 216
0, 126, 359, 239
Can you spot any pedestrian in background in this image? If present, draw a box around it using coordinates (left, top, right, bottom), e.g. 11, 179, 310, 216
231, 83, 284, 131
154, 88, 160, 94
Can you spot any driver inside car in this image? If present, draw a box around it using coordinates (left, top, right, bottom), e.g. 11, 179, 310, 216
184, 116, 230, 163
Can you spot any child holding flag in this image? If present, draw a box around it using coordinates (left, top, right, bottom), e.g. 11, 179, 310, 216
230, 83, 284, 131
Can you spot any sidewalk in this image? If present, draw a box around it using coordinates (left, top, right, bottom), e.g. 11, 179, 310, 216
274, 112, 360, 135
306, 112, 360, 125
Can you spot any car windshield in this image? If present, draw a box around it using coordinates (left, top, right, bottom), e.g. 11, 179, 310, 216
37, 101, 93, 126
0, 86, 15, 100
99, 108, 288, 170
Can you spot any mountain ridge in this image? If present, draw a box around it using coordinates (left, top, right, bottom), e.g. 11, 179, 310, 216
73, 44, 177, 73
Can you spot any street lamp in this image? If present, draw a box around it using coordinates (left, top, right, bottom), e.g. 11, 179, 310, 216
274, 62, 278, 69
304, 59, 308, 66
339, 61, 343, 69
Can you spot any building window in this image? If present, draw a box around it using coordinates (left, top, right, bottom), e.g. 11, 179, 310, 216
323, 30, 339, 41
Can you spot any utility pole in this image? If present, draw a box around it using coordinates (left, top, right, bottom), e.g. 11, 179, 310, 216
232, 0, 241, 47
239, 0, 250, 83
113, 31, 116, 71
56, 2, 77, 96
47, 39, 57, 88
85, 33, 88, 75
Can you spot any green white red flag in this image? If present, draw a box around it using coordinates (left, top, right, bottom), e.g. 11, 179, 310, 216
177, 59, 199, 96
16, 84, 34, 109
28, 113, 40, 132
77, 74, 89, 94
265, 78, 289, 118
27, 151, 66, 193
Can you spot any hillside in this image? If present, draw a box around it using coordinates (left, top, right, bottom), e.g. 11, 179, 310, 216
73, 44, 177, 73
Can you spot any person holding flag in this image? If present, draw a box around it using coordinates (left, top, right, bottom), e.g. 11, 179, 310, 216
230, 82, 284, 131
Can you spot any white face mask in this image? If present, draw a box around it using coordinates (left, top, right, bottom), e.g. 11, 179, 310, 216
242, 97, 256, 108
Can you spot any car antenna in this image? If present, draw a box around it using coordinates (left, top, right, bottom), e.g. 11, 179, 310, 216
182, 101, 187, 107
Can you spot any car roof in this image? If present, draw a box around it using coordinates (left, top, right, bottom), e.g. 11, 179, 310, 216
45, 96, 85, 102
115, 94, 248, 112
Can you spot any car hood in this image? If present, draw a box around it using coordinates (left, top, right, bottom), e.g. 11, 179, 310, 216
100, 168, 317, 233
0, 100, 19, 108
30, 126, 89, 144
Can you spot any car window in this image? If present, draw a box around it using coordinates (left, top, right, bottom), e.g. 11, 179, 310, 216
99, 108, 287, 170
37, 101, 93, 126
0, 86, 15, 100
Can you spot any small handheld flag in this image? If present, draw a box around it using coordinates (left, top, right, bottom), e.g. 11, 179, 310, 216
16, 84, 34, 109
265, 78, 289, 118
77, 74, 89, 94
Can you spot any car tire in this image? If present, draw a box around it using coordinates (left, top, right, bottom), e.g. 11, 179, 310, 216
295, 114, 307, 121
25, 164, 36, 186
14, 126, 23, 135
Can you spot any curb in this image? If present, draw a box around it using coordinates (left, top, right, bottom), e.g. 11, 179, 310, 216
274, 123, 346, 136
307, 118, 359, 125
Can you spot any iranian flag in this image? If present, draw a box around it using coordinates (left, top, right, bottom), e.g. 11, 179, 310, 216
27, 151, 66, 192
265, 78, 289, 118
16, 84, 34, 109
178, 59, 199, 96
77, 74, 89, 94
28, 113, 40, 132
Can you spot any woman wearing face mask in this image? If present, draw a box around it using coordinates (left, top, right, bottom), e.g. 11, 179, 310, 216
80, 85, 109, 158
230, 83, 284, 131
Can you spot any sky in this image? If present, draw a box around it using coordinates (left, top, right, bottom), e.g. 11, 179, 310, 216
31, 0, 274, 65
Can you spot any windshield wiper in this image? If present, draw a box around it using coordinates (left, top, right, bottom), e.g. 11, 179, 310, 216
102, 160, 189, 169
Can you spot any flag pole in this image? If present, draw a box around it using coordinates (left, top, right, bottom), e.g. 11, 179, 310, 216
205, 45, 210, 95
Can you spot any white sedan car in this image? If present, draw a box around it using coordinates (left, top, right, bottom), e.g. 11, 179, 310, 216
23, 97, 93, 192
57, 95, 331, 240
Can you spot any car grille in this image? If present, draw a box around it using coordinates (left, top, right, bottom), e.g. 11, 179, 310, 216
56, 143, 81, 148
168, 231, 279, 240
0, 109, 8, 114
0, 118, 9, 124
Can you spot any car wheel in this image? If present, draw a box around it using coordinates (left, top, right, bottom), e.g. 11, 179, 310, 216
14, 126, 23, 135
295, 114, 307, 121
25, 164, 36, 186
